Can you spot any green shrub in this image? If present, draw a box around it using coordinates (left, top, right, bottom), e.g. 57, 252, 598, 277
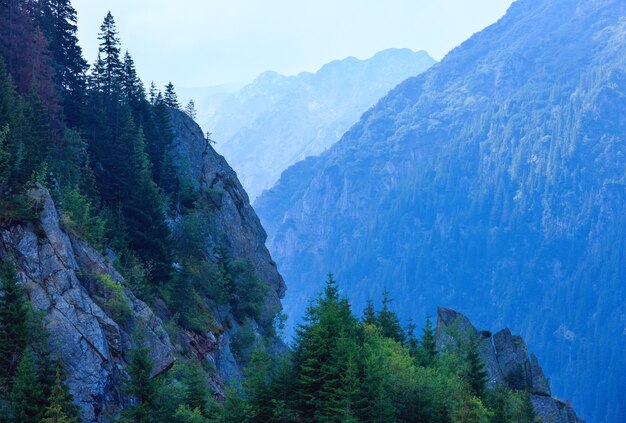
59, 186, 106, 247
94, 273, 132, 324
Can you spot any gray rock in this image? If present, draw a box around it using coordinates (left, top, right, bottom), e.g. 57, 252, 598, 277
0, 187, 175, 422
435, 307, 583, 423
169, 108, 286, 326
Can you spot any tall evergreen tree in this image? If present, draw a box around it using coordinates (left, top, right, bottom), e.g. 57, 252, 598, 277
183, 363, 210, 416
42, 368, 77, 423
0, 260, 30, 383
97, 12, 122, 96
184, 100, 196, 120
376, 291, 405, 344
419, 316, 437, 367
121, 51, 143, 108
466, 335, 488, 399
123, 340, 157, 422
11, 349, 45, 422
362, 299, 376, 325
163, 82, 180, 109
30, 0, 88, 127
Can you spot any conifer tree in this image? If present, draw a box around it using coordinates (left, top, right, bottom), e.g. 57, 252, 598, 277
164, 82, 180, 109
97, 12, 122, 96
30, 0, 88, 127
11, 349, 45, 422
376, 290, 405, 344
466, 335, 488, 398
0, 260, 30, 382
183, 363, 210, 416
149, 82, 158, 105
419, 316, 437, 367
362, 299, 376, 325
185, 100, 197, 120
123, 340, 157, 422
42, 368, 77, 423
243, 348, 273, 421
122, 51, 144, 107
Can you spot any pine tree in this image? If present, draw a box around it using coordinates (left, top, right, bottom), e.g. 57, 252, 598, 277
163, 82, 180, 109
148, 82, 158, 105
376, 291, 405, 344
362, 299, 376, 325
185, 100, 197, 120
419, 316, 437, 367
97, 12, 122, 96
466, 335, 488, 398
30, 0, 88, 127
123, 340, 157, 422
122, 51, 144, 108
42, 368, 77, 423
243, 348, 273, 421
0, 259, 30, 383
11, 349, 45, 422
183, 363, 209, 416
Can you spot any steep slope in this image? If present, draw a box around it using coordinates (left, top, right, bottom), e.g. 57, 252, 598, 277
200, 49, 435, 200
0, 110, 285, 422
255, 0, 626, 421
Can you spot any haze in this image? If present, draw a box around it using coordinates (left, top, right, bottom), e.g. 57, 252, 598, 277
72, 0, 514, 89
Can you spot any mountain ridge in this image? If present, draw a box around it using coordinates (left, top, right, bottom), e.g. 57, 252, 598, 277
192, 48, 436, 200
256, 0, 626, 421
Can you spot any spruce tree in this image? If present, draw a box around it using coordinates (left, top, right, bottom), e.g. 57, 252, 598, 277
243, 348, 273, 421
11, 349, 45, 422
42, 368, 77, 423
419, 316, 437, 367
362, 299, 376, 325
97, 12, 122, 96
123, 340, 157, 422
185, 100, 197, 120
122, 51, 144, 107
163, 82, 180, 109
183, 363, 210, 416
31, 0, 88, 127
376, 291, 405, 344
0, 259, 30, 382
466, 335, 488, 398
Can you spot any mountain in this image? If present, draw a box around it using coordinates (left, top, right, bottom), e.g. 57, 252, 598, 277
195, 49, 435, 200
255, 0, 626, 421
0, 109, 285, 421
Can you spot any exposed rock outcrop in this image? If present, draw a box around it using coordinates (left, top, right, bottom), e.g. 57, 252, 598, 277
169, 108, 286, 325
436, 307, 584, 423
0, 187, 175, 421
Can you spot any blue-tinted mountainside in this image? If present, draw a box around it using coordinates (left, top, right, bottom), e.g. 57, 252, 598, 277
199, 49, 435, 200
255, 0, 626, 421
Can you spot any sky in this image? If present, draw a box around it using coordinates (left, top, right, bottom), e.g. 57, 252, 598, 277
72, 0, 515, 89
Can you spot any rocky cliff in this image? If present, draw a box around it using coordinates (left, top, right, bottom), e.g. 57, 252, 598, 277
255, 0, 626, 420
436, 307, 583, 423
194, 48, 435, 200
0, 110, 285, 422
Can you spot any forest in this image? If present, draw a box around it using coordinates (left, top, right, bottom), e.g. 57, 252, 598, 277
0, 0, 583, 422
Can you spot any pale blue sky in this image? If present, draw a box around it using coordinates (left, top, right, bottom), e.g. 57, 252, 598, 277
73, 0, 515, 89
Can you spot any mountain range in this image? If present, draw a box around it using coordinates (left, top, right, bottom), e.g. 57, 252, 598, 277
255, 0, 626, 421
186, 49, 435, 200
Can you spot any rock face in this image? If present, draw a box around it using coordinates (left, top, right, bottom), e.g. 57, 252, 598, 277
255, 0, 626, 420
191, 48, 435, 200
169, 108, 286, 324
0, 187, 175, 421
436, 307, 584, 423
